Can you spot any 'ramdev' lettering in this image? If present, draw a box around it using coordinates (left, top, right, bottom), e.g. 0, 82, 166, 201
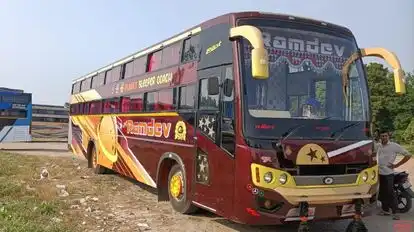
123, 119, 171, 138
138, 73, 173, 89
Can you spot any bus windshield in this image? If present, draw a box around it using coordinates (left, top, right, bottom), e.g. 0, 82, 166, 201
240, 19, 370, 140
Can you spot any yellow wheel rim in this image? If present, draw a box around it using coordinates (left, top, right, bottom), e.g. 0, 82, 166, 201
170, 173, 183, 199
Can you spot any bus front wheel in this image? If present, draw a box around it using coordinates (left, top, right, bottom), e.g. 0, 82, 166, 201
88, 145, 107, 174
167, 163, 197, 214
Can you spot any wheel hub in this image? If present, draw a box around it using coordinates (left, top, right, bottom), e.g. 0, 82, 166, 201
170, 174, 183, 199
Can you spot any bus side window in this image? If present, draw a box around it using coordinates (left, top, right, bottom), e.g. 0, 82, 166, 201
145, 92, 158, 112
178, 84, 196, 126
221, 66, 235, 155
90, 101, 102, 114
181, 34, 201, 63
199, 78, 219, 110
178, 85, 196, 110
158, 88, 176, 111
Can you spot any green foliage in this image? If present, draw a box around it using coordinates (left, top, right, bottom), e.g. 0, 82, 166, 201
366, 63, 414, 143
403, 118, 414, 144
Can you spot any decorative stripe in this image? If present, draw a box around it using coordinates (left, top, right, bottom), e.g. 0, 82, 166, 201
124, 135, 194, 148
192, 201, 217, 212
327, 140, 372, 158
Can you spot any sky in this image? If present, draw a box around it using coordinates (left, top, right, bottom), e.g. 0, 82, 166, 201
0, 0, 413, 105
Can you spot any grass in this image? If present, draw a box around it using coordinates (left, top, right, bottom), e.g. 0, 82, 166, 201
0, 150, 143, 232
0, 152, 75, 232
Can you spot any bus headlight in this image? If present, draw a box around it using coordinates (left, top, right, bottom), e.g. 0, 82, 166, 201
263, 172, 273, 183
279, 173, 288, 184
362, 171, 368, 182
371, 170, 377, 180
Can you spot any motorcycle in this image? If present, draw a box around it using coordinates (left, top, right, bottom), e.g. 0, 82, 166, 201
394, 171, 414, 213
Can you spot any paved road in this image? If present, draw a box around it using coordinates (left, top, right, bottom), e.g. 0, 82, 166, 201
0, 142, 412, 231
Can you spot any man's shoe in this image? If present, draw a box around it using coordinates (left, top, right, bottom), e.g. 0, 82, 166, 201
392, 214, 400, 220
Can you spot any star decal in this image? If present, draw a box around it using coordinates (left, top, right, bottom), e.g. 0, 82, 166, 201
196, 152, 209, 184
306, 148, 318, 162
198, 115, 216, 140
320, 156, 326, 163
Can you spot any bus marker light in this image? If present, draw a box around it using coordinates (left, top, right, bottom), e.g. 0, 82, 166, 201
246, 208, 260, 217
255, 167, 260, 183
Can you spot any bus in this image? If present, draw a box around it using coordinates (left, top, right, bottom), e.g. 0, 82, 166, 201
0, 87, 33, 143
68, 11, 406, 228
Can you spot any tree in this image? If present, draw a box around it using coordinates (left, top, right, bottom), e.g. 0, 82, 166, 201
366, 63, 414, 143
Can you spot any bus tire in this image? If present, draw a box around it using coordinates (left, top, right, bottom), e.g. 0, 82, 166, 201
88, 145, 107, 174
167, 163, 197, 214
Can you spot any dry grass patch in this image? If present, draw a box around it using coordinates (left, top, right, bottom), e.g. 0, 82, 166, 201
0, 151, 140, 232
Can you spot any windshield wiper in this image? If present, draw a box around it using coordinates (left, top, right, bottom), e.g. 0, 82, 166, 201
280, 124, 305, 142
330, 121, 364, 141
279, 116, 334, 142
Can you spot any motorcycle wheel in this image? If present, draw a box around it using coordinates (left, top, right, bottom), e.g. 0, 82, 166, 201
397, 190, 412, 213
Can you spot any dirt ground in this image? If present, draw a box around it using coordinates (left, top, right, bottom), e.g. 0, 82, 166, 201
0, 143, 413, 232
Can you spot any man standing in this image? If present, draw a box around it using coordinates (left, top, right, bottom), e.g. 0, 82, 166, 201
375, 129, 411, 220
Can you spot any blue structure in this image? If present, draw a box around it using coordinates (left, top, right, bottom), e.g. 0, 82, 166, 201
0, 87, 32, 142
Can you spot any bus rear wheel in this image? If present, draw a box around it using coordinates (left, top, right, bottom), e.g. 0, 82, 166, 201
167, 163, 197, 214
88, 145, 107, 174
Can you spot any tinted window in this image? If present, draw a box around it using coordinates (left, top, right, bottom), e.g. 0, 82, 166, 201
97, 72, 106, 86
179, 84, 196, 109
91, 75, 98, 88
182, 34, 201, 63
1, 94, 31, 104
84, 102, 90, 114
81, 78, 91, 91
162, 43, 180, 68
105, 69, 112, 84
112, 66, 121, 82
133, 56, 146, 76
130, 94, 144, 112
90, 101, 102, 114
121, 94, 144, 113
199, 78, 219, 110
147, 50, 162, 72
124, 61, 134, 79
158, 89, 176, 111
0, 109, 27, 118
103, 98, 120, 113
145, 92, 158, 111
72, 82, 81, 94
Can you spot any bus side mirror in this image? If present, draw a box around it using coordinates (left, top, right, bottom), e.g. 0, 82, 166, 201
207, 77, 220, 95
223, 79, 234, 97
230, 26, 269, 80
342, 47, 406, 95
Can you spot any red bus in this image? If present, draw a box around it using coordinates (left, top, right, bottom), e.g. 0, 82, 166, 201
68, 11, 406, 229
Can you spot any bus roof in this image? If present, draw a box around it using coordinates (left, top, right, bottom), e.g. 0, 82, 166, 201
71, 11, 352, 84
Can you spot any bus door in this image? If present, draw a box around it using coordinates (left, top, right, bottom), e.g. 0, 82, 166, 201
193, 65, 236, 214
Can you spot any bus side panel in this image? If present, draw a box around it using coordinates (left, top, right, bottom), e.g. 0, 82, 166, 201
69, 115, 88, 158
121, 115, 197, 191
